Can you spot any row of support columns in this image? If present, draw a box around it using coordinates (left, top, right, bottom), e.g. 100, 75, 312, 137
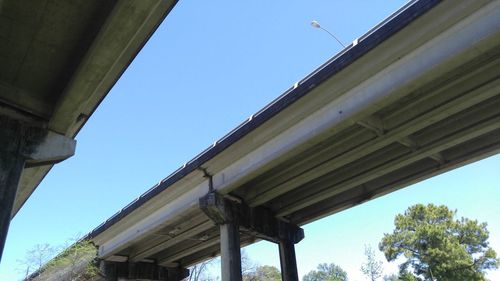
200, 191, 304, 281
0, 114, 76, 263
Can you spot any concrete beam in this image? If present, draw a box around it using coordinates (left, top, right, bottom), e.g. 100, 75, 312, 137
278, 108, 500, 217
199, 192, 304, 244
157, 236, 220, 266
0, 114, 76, 261
129, 221, 213, 262
23, 130, 76, 167
102, 261, 189, 281
249, 75, 500, 207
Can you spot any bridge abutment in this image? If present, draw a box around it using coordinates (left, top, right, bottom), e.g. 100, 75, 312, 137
200, 191, 304, 281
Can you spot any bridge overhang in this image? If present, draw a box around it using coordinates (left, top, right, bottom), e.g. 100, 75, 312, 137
0, 0, 178, 262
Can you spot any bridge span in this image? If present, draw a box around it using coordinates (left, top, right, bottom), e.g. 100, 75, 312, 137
42, 0, 500, 280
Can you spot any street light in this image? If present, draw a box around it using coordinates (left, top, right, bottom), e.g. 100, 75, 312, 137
311, 20, 346, 48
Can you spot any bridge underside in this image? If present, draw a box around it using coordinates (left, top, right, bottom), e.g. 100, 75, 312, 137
107, 48, 500, 268
83, 1, 500, 280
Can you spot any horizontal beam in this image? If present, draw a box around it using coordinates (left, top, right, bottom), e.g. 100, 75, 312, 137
292, 132, 500, 224
248, 74, 500, 206
199, 192, 304, 244
158, 236, 220, 265
129, 221, 214, 262
0, 114, 76, 166
102, 260, 189, 281
278, 110, 500, 217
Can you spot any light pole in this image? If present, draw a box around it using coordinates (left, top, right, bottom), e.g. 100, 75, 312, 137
311, 20, 345, 48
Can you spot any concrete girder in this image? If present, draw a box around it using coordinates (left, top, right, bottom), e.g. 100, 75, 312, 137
129, 221, 214, 263
248, 74, 500, 207
292, 130, 500, 224
157, 235, 220, 266
278, 109, 500, 217
101, 261, 189, 281
241, 50, 500, 204
214, 0, 500, 198
357, 115, 385, 136
272, 92, 500, 215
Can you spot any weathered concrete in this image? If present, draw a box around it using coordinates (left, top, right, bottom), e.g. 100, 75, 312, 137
220, 223, 242, 281
102, 261, 189, 281
0, 115, 76, 261
32, 0, 499, 273
200, 192, 304, 280
0, 0, 179, 223
199, 192, 304, 244
279, 240, 299, 281
200, 192, 242, 281
0, 130, 24, 263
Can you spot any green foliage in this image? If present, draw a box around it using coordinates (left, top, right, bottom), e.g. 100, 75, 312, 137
18, 243, 56, 278
302, 263, 348, 281
26, 240, 98, 281
379, 204, 499, 281
382, 274, 399, 281
361, 245, 383, 281
243, 265, 281, 281
398, 270, 419, 281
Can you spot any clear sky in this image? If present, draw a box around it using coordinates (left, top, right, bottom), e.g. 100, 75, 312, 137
1, 1, 499, 280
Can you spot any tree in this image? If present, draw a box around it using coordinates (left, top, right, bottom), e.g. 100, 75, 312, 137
21, 239, 99, 281
382, 274, 398, 281
302, 263, 348, 281
241, 249, 256, 277
382, 271, 417, 281
43, 239, 99, 281
243, 265, 281, 281
361, 245, 383, 281
379, 204, 499, 281
398, 270, 418, 281
18, 243, 56, 279
187, 259, 217, 281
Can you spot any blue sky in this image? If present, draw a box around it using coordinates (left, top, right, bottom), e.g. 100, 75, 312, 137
1, 1, 499, 280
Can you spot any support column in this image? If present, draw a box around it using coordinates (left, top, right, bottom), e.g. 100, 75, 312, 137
220, 223, 242, 281
0, 114, 76, 262
200, 191, 304, 281
0, 149, 24, 263
279, 240, 299, 281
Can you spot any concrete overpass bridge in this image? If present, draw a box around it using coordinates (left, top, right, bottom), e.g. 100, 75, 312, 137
68, 0, 500, 280
0, 0, 178, 263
